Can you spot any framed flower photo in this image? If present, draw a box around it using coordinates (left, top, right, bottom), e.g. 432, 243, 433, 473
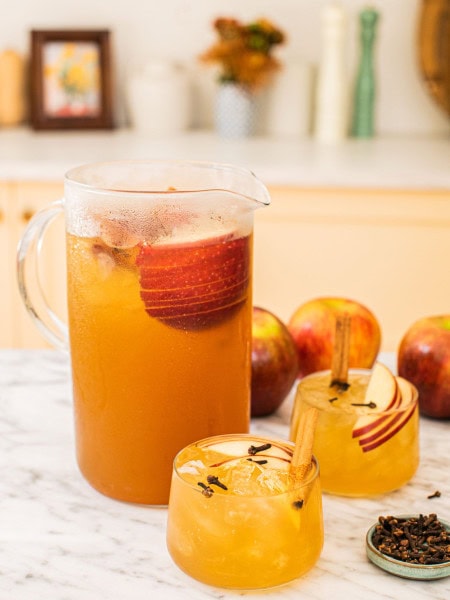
30, 29, 114, 130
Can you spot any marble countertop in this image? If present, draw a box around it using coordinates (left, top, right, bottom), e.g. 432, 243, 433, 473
2, 349, 450, 600
0, 128, 449, 190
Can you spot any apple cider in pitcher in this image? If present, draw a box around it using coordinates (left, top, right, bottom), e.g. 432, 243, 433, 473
67, 219, 253, 505
290, 363, 419, 496
17, 160, 270, 506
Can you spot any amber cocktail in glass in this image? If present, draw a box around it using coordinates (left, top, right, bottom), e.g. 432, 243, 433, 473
290, 364, 419, 497
166, 434, 323, 589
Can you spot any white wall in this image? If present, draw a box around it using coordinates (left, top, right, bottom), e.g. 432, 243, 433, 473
0, 0, 448, 135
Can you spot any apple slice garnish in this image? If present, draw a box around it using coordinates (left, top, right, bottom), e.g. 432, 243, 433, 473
395, 376, 414, 406
136, 233, 250, 330
352, 386, 402, 439
357, 376, 417, 452
204, 439, 254, 457
203, 438, 293, 468
356, 401, 403, 448
363, 362, 398, 409
205, 439, 293, 459
352, 362, 399, 438
359, 404, 417, 452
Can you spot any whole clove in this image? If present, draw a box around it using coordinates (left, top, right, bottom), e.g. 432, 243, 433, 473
351, 401, 377, 409
197, 481, 214, 497
372, 514, 450, 564
206, 475, 228, 490
246, 458, 268, 465
248, 443, 272, 455
330, 380, 350, 392
427, 490, 442, 499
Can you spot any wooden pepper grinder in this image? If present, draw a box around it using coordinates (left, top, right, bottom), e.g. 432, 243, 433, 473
0, 49, 27, 126
351, 7, 380, 138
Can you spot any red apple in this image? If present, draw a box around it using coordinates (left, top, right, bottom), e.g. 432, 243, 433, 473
287, 297, 381, 379
398, 315, 450, 418
251, 307, 299, 417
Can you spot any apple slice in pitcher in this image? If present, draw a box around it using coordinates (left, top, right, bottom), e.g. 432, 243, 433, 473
136, 233, 250, 330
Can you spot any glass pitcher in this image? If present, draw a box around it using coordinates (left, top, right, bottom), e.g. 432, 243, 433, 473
17, 160, 270, 504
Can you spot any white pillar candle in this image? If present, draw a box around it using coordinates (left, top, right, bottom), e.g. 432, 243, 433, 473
313, 2, 349, 143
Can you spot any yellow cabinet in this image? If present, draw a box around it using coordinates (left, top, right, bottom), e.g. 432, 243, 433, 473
1, 181, 66, 348
0, 182, 14, 346
2, 179, 449, 352
254, 186, 450, 352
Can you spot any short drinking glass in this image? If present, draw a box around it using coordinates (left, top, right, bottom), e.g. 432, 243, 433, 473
166, 433, 323, 589
290, 368, 419, 497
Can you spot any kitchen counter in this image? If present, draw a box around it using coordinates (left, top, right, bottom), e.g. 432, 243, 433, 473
0, 128, 449, 190
2, 349, 450, 599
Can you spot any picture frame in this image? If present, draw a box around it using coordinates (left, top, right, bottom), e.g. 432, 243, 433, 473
30, 29, 114, 130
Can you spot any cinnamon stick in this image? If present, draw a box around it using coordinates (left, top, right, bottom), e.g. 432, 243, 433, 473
290, 406, 318, 485
330, 313, 351, 385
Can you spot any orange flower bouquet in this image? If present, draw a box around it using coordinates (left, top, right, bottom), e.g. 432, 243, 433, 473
200, 17, 285, 92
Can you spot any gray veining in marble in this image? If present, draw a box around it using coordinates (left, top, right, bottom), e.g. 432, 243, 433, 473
1, 350, 450, 599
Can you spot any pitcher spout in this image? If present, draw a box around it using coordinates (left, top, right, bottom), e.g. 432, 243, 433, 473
206, 161, 271, 210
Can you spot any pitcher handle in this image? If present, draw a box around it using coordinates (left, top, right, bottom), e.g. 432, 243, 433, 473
16, 199, 68, 351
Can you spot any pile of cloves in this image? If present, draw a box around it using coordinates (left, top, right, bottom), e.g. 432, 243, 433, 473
372, 514, 450, 565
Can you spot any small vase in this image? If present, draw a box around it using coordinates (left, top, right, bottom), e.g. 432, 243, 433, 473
215, 83, 256, 138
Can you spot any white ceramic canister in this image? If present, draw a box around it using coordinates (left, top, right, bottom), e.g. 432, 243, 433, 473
126, 61, 191, 136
